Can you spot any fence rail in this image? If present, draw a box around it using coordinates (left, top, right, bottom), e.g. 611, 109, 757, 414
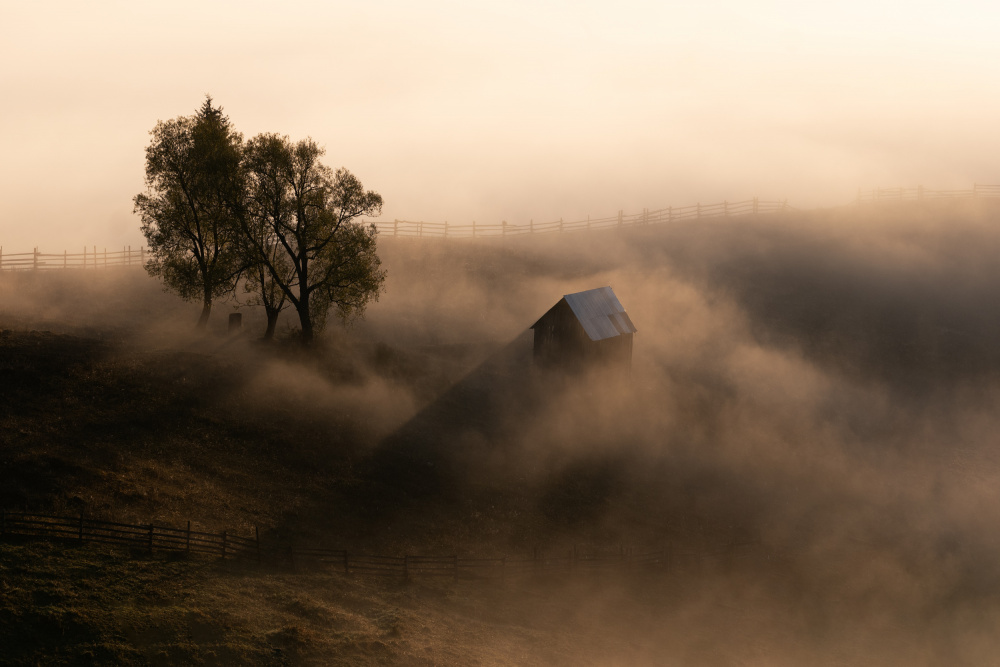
0, 510, 682, 581
0, 246, 147, 271
856, 183, 1000, 203
6, 186, 995, 268
365, 197, 790, 239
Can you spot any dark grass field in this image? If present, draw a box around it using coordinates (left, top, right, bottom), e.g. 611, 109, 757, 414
6, 199, 1000, 664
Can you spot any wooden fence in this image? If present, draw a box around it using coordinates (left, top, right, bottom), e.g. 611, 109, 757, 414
0, 198, 783, 269
856, 183, 1000, 204
8, 185, 994, 267
0, 510, 669, 581
365, 197, 790, 239
0, 246, 147, 271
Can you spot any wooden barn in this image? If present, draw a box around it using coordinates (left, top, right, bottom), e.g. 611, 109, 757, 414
530, 286, 637, 372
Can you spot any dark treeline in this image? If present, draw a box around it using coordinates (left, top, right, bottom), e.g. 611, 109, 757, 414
134, 97, 385, 342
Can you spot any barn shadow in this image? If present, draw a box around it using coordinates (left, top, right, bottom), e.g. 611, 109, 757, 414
359, 329, 542, 506
356, 286, 639, 528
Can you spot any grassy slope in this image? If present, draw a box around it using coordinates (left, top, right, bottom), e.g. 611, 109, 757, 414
2, 539, 653, 666
6, 200, 1000, 663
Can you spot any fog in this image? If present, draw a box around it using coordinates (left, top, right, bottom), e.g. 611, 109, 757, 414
7, 199, 1000, 662
365, 199, 1000, 663
3, 1, 1000, 252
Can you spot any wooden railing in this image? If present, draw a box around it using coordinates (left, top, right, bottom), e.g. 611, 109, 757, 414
365, 197, 790, 239
856, 183, 1000, 203
0, 246, 147, 271
7, 185, 994, 268
0, 510, 673, 580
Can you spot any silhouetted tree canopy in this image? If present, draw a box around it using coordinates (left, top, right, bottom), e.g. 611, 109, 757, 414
239, 134, 385, 342
134, 97, 244, 328
135, 97, 385, 340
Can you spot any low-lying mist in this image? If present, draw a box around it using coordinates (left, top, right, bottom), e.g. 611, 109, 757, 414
5, 198, 1000, 663
363, 198, 1000, 663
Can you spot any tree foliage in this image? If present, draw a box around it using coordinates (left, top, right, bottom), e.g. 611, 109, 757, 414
135, 98, 386, 340
240, 134, 385, 342
134, 98, 244, 328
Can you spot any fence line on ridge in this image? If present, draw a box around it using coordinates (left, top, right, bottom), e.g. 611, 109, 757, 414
0, 245, 147, 272
4, 185, 998, 269
364, 197, 791, 239
856, 183, 1000, 203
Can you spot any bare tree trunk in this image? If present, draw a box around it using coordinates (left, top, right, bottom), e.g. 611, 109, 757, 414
263, 308, 279, 340
297, 304, 314, 344
297, 262, 313, 344
196, 288, 212, 329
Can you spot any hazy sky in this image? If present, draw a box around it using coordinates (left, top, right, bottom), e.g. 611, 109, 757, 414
2, 0, 998, 252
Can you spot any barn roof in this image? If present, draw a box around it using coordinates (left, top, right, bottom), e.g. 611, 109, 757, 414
534, 286, 637, 341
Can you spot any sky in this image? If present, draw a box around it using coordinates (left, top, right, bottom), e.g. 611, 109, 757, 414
1, 0, 999, 252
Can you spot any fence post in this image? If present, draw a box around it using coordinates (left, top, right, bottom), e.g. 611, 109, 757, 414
140, 246, 145, 265
394, 219, 399, 236
148, 524, 154, 553
33, 247, 38, 271
64, 250, 67, 269
530, 219, 534, 234
104, 248, 107, 268
444, 221, 449, 238
255, 526, 261, 563
617, 210, 623, 226
502, 221, 507, 236
186, 521, 191, 552
419, 222, 423, 238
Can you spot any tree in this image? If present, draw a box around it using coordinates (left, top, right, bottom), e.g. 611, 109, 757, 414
237, 133, 293, 340
239, 134, 385, 343
134, 97, 244, 328
240, 239, 291, 340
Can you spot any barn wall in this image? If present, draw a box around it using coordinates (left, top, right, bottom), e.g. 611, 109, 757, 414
532, 299, 633, 374
533, 300, 590, 368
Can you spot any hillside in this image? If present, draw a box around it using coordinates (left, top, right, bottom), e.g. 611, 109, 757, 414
5, 199, 1000, 664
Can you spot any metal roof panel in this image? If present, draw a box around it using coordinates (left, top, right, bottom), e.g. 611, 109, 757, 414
562, 286, 637, 341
